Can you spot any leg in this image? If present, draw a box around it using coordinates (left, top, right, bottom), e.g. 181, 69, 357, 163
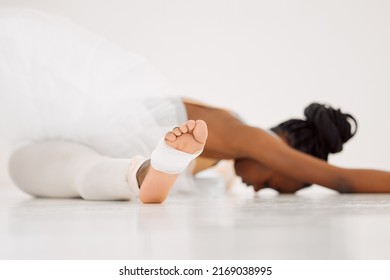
8, 120, 208, 202
8, 141, 141, 200
138, 120, 208, 203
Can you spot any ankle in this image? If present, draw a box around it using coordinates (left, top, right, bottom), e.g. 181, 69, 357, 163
136, 159, 150, 187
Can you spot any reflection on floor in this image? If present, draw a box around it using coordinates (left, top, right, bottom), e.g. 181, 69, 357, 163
1, 184, 390, 260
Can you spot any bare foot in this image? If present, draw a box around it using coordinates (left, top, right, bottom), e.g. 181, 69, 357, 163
137, 120, 208, 203
164, 120, 208, 154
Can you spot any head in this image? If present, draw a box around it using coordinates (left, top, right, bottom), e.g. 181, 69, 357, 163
234, 103, 358, 193
270, 102, 358, 161
234, 158, 306, 193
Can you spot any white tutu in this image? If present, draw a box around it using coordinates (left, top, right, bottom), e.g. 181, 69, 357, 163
0, 8, 186, 158
0, 8, 201, 194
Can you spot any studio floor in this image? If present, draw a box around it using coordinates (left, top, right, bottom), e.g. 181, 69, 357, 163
1, 182, 390, 260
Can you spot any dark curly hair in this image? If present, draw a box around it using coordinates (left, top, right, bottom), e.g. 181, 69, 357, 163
271, 103, 358, 161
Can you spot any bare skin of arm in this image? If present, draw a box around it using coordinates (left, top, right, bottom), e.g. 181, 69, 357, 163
184, 100, 390, 193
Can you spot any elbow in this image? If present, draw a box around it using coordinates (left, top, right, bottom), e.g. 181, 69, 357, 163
336, 184, 355, 194
333, 172, 355, 193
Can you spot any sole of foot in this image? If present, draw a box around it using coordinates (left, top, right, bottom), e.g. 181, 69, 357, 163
164, 120, 208, 154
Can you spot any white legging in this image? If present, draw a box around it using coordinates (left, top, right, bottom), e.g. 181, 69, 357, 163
8, 141, 141, 200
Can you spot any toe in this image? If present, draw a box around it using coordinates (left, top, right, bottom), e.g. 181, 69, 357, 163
179, 123, 189, 134
172, 127, 182, 136
165, 132, 177, 142
193, 120, 208, 144
185, 120, 196, 132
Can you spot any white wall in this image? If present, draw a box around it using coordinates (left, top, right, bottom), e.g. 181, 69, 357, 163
1, 0, 389, 186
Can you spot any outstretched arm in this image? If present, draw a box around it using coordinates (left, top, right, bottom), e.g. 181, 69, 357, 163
235, 126, 390, 193
184, 100, 390, 193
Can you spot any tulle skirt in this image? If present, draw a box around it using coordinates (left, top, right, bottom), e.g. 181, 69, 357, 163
0, 8, 187, 159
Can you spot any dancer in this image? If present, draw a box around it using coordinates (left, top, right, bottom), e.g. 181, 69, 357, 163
2, 9, 390, 204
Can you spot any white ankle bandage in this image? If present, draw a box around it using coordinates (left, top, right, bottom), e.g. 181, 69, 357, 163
151, 138, 203, 174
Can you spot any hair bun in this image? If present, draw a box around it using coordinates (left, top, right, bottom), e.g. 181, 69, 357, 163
304, 103, 357, 153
